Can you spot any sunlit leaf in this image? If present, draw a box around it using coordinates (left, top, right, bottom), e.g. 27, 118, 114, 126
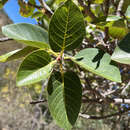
111, 33, 130, 64
106, 15, 121, 22
49, 0, 85, 52
2, 23, 49, 49
17, 50, 56, 86
125, 5, 130, 18
71, 48, 121, 83
0, 46, 38, 62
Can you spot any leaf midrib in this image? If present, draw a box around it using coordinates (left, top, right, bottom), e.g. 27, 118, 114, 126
71, 57, 121, 82
17, 60, 56, 86
62, 5, 70, 52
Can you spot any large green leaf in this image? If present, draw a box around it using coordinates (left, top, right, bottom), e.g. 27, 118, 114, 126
111, 33, 130, 64
0, 46, 38, 62
71, 48, 121, 83
2, 23, 49, 49
49, 0, 85, 52
47, 71, 82, 129
17, 50, 56, 86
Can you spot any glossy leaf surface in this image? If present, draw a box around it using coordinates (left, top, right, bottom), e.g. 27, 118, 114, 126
2, 23, 49, 49
49, 0, 85, 52
17, 50, 55, 86
111, 33, 130, 64
71, 48, 121, 82
0, 46, 38, 62
47, 71, 82, 129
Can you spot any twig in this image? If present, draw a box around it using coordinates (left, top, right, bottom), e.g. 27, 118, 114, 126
30, 99, 47, 104
104, 0, 110, 17
116, 0, 129, 28
31, 80, 47, 130
39, 0, 53, 17
84, 75, 96, 97
82, 96, 130, 105
0, 37, 13, 42
114, 98, 130, 104
120, 11, 130, 29
79, 108, 130, 120
103, 27, 109, 52
78, 0, 97, 21
82, 97, 102, 104
121, 81, 130, 96
82, 103, 93, 114
102, 89, 117, 97
41, 0, 53, 14
28, 2, 43, 10
111, 0, 118, 11
116, 0, 124, 16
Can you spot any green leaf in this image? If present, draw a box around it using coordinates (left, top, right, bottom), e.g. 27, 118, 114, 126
111, 33, 130, 64
56, 0, 66, 5
31, 11, 43, 18
0, 46, 38, 62
2, 23, 49, 49
49, 0, 85, 52
125, 5, 130, 18
71, 48, 121, 83
106, 15, 121, 22
18, 0, 35, 17
94, 0, 104, 4
46, 0, 55, 6
47, 71, 82, 129
97, 20, 129, 39
17, 50, 56, 86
